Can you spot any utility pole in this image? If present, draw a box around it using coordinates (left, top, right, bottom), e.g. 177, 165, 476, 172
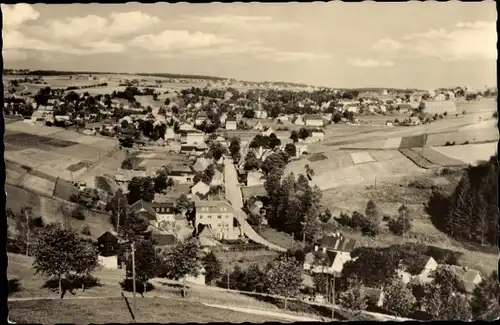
131, 241, 137, 321
331, 276, 336, 320
227, 264, 230, 290
25, 209, 30, 257
116, 193, 121, 233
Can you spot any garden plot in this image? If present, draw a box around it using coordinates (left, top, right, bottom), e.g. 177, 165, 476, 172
35, 164, 74, 181
384, 137, 403, 148
368, 150, 403, 161
5, 121, 63, 136
19, 175, 55, 196
334, 139, 388, 150
54, 144, 112, 161
432, 143, 497, 166
399, 134, 426, 148
350, 152, 375, 164
409, 148, 466, 167
88, 137, 118, 149
6, 149, 66, 168
4, 132, 78, 152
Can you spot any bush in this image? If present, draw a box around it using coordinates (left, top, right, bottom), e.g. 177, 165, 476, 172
71, 206, 86, 220
8, 278, 22, 296
444, 141, 455, 146
388, 217, 412, 236
43, 274, 102, 292
120, 278, 155, 293
408, 179, 435, 189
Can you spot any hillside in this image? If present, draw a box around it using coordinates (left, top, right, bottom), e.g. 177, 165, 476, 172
6, 184, 113, 238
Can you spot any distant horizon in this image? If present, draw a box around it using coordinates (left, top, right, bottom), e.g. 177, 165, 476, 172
2, 3, 496, 89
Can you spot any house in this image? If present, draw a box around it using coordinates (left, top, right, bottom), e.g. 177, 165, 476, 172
195, 112, 208, 126
319, 233, 358, 253
311, 131, 325, 141
169, 164, 195, 184
97, 231, 122, 269
254, 109, 268, 119
398, 256, 438, 285
197, 224, 220, 247
179, 123, 193, 131
194, 200, 242, 240
210, 168, 224, 186
276, 115, 290, 123
192, 156, 212, 173
346, 105, 358, 113
225, 118, 237, 130
449, 265, 483, 293
382, 90, 388, 95
305, 115, 324, 127
293, 115, 305, 125
253, 121, 264, 131
165, 128, 175, 140
409, 116, 421, 126
246, 171, 265, 187
191, 181, 211, 198
434, 93, 446, 101
128, 199, 158, 223
295, 143, 308, 157
184, 130, 205, 145
180, 144, 207, 156
364, 287, 385, 307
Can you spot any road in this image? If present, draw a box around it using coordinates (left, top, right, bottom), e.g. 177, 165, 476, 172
223, 157, 286, 252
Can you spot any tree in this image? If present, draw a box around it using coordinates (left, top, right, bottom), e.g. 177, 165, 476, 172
313, 273, 331, 295
242, 264, 266, 293
209, 141, 227, 161
319, 209, 332, 223
127, 177, 155, 204
363, 200, 381, 236
32, 224, 98, 297
202, 251, 222, 285
269, 133, 281, 149
290, 130, 299, 143
244, 151, 261, 171
332, 112, 342, 124
298, 127, 309, 140
471, 271, 500, 318
388, 205, 413, 236
422, 285, 472, 320
229, 137, 241, 162
120, 211, 150, 240
341, 247, 400, 288
284, 143, 297, 159
154, 169, 169, 193
339, 276, 367, 314
263, 256, 303, 310
175, 194, 193, 212
161, 238, 203, 297
125, 238, 159, 295
261, 152, 287, 176
384, 280, 417, 317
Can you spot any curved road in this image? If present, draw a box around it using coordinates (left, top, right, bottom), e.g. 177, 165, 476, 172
223, 157, 286, 252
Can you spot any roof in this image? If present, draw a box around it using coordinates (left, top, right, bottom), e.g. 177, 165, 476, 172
129, 199, 157, 217
195, 199, 233, 213
449, 265, 482, 292
191, 181, 210, 196
398, 103, 413, 109
153, 233, 177, 246
192, 157, 211, 173
305, 114, 323, 120
320, 234, 357, 252
169, 163, 194, 174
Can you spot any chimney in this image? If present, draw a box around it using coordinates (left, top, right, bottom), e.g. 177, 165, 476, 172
314, 245, 318, 252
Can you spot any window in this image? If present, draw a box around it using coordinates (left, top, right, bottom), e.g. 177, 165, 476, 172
225, 215, 229, 219
218, 215, 222, 219
199, 215, 203, 219
208, 215, 212, 219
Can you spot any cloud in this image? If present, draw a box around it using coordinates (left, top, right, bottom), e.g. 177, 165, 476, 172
1, 4, 40, 29
256, 50, 331, 62
373, 21, 496, 61
44, 11, 160, 41
184, 14, 300, 31
348, 59, 395, 68
130, 29, 236, 52
372, 38, 403, 52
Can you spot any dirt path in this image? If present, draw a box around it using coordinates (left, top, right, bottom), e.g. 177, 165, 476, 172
203, 303, 323, 322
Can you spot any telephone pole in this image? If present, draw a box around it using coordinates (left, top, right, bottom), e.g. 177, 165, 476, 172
25, 209, 30, 257
331, 276, 336, 320
116, 193, 121, 232
131, 241, 137, 320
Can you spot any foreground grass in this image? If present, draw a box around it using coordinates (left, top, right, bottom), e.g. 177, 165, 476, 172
8, 297, 287, 324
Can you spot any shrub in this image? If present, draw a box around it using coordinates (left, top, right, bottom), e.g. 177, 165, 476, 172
120, 278, 155, 293
408, 179, 435, 189
71, 206, 86, 220
444, 141, 455, 146
388, 217, 412, 236
80, 225, 91, 236
8, 278, 22, 296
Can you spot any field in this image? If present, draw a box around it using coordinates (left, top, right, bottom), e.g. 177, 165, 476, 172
8, 297, 287, 324
432, 142, 497, 166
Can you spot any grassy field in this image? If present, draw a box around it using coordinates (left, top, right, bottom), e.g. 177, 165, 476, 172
214, 249, 279, 270
8, 297, 287, 324
320, 172, 498, 275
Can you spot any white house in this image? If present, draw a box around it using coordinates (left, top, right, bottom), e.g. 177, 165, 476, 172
225, 118, 237, 130
191, 181, 210, 198
254, 109, 268, 119
305, 115, 324, 127
179, 123, 193, 131
382, 89, 388, 95
294, 115, 305, 125
253, 121, 264, 131
434, 93, 446, 101
311, 131, 325, 141
165, 128, 175, 140
195, 112, 208, 126
185, 130, 205, 145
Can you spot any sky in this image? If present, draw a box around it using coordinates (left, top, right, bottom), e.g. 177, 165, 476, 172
2, 2, 497, 89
